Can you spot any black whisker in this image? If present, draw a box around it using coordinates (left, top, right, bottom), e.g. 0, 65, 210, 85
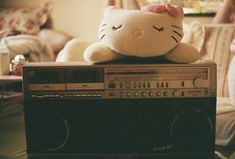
101, 24, 107, 27
100, 28, 105, 33
172, 25, 182, 30
171, 36, 178, 43
112, 25, 123, 31
153, 26, 164, 32
100, 34, 105, 40
173, 30, 182, 38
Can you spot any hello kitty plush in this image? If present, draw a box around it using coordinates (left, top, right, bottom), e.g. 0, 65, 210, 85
83, 4, 200, 64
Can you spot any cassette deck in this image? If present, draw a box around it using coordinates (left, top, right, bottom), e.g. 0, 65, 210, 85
23, 60, 216, 100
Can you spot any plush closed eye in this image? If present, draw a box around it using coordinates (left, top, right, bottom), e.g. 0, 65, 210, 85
153, 26, 164, 32
112, 25, 123, 31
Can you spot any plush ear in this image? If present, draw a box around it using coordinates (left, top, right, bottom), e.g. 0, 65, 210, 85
141, 4, 184, 21
166, 4, 183, 19
164, 43, 200, 63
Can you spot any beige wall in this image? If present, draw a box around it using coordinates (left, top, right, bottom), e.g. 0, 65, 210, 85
0, 0, 106, 42
0, 0, 213, 41
184, 17, 213, 24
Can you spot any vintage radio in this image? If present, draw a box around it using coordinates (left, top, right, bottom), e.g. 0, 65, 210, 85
23, 60, 216, 159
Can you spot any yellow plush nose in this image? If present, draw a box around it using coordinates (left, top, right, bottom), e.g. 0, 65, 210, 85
133, 29, 144, 37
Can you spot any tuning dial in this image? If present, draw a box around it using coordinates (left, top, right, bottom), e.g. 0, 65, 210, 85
193, 77, 209, 88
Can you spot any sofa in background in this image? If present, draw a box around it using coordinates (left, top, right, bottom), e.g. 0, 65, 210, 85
184, 22, 235, 151
0, 2, 72, 62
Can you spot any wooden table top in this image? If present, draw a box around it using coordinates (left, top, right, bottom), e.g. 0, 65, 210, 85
0, 75, 22, 81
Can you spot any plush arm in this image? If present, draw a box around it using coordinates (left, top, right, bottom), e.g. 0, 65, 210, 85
163, 43, 200, 63
56, 39, 91, 62
84, 42, 124, 63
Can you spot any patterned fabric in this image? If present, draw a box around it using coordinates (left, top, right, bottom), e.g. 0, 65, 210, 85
0, 2, 52, 35
200, 24, 235, 98
1, 34, 55, 62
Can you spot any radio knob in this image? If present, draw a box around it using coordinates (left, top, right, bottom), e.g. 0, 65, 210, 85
163, 91, 169, 96
141, 92, 146, 97
149, 92, 154, 97
126, 92, 131, 97
133, 92, 139, 97
172, 90, 180, 97
156, 91, 161, 96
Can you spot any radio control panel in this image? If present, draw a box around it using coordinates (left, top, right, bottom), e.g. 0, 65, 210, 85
23, 60, 216, 99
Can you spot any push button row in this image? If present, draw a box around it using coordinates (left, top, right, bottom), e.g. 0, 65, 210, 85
115, 90, 186, 98
118, 82, 151, 89
109, 81, 172, 89
31, 93, 102, 98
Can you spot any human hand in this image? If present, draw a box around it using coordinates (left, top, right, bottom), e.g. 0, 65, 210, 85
141, 3, 183, 17
231, 39, 235, 53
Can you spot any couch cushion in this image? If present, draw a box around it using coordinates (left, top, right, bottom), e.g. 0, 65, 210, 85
200, 24, 235, 98
228, 55, 235, 106
0, 2, 52, 35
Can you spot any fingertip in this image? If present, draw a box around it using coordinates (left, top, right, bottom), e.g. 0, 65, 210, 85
232, 39, 235, 44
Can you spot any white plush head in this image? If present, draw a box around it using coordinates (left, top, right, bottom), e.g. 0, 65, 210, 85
98, 6, 184, 57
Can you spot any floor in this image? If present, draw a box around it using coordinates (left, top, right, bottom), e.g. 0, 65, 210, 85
0, 98, 28, 159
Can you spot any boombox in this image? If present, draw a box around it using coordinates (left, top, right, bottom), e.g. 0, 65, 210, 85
23, 60, 217, 159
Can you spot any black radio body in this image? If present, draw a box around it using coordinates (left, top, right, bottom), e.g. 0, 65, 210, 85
23, 61, 217, 159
